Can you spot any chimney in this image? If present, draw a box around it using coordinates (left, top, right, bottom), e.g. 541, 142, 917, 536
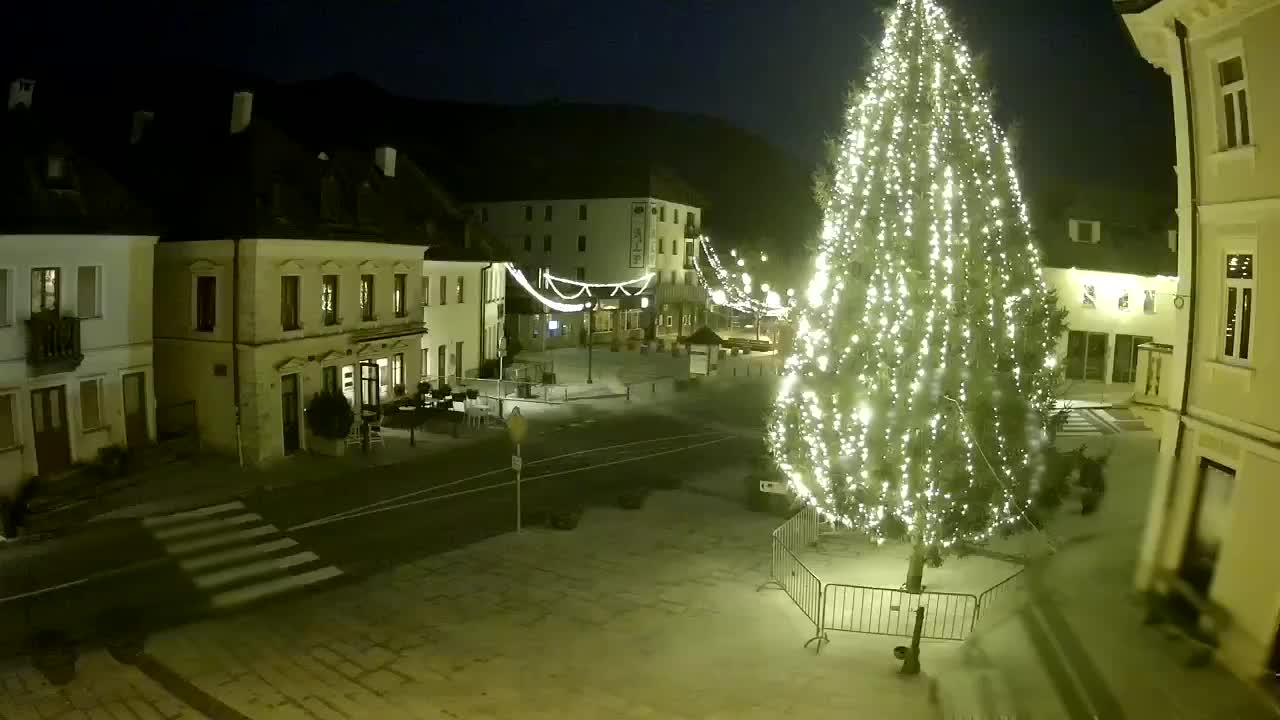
8, 78, 34, 111
130, 110, 154, 145
374, 146, 397, 177
230, 91, 253, 134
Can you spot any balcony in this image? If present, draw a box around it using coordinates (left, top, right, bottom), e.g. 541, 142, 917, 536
26, 311, 83, 375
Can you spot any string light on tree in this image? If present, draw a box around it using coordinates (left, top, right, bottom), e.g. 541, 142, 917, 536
768, 0, 1066, 592
692, 234, 793, 318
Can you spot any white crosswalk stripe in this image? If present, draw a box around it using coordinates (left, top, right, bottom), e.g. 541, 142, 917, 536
144, 502, 342, 610
1053, 403, 1117, 438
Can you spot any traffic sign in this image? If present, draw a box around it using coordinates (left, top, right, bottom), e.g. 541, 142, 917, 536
507, 406, 528, 444
511, 455, 523, 472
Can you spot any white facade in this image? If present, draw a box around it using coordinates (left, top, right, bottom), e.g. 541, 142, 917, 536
1120, 0, 1280, 685
153, 239, 425, 465
1042, 266, 1178, 383
0, 234, 158, 496
420, 260, 505, 386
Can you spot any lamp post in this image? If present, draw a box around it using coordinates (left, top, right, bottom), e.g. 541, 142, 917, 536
586, 301, 594, 384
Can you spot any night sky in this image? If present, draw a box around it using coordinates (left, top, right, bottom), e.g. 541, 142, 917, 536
6, 0, 1173, 187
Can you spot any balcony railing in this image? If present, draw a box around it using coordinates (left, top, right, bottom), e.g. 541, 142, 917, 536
26, 311, 83, 375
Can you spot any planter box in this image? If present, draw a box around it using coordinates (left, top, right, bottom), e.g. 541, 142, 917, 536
309, 435, 347, 457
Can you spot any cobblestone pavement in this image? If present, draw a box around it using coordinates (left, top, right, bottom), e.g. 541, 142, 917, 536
0, 488, 942, 719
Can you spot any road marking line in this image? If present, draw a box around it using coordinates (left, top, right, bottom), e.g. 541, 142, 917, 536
152, 513, 262, 541
142, 501, 247, 528
305, 430, 729, 526
164, 524, 278, 555
180, 538, 299, 572
209, 566, 343, 609
194, 551, 320, 589
290, 435, 734, 532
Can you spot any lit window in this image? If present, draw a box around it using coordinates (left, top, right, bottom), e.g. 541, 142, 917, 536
322, 275, 339, 325
1082, 284, 1095, 308
1222, 253, 1254, 363
394, 273, 407, 317
456, 276, 464, 304
31, 267, 59, 313
360, 274, 375, 321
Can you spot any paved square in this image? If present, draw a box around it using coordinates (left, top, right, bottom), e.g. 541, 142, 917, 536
137, 488, 941, 718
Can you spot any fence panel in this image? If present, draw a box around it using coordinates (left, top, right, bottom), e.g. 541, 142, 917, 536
975, 566, 1029, 626
822, 584, 978, 641
774, 505, 817, 551
768, 537, 823, 630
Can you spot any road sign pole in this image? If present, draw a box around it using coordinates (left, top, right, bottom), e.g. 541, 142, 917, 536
515, 443, 522, 533
507, 407, 528, 534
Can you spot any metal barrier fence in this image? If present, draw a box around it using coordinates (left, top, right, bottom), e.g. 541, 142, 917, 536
758, 507, 824, 647
761, 505, 1030, 652
822, 584, 978, 642
975, 566, 1028, 626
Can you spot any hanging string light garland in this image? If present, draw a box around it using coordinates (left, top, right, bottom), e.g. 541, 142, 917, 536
693, 235, 793, 318
505, 266, 656, 312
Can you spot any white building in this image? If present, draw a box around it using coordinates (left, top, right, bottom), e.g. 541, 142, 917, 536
1, 80, 158, 499
146, 93, 482, 465
1035, 195, 1179, 388
420, 258, 506, 387
1118, 0, 1280, 688
467, 167, 708, 347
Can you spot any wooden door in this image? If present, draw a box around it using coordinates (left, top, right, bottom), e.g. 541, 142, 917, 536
30, 386, 71, 475
122, 372, 148, 447
281, 373, 300, 455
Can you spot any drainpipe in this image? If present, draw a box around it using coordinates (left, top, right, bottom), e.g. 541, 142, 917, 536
233, 237, 243, 467
1144, 19, 1199, 587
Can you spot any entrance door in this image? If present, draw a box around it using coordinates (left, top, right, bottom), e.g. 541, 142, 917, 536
1180, 459, 1234, 597
437, 345, 446, 386
341, 365, 355, 407
281, 373, 300, 455
30, 386, 70, 475
1065, 331, 1109, 381
122, 372, 147, 448
1112, 334, 1153, 383
455, 341, 464, 383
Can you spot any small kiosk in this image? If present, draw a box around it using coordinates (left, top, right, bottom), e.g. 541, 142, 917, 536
684, 326, 724, 377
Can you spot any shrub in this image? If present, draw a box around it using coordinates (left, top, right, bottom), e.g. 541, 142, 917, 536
305, 392, 355, 440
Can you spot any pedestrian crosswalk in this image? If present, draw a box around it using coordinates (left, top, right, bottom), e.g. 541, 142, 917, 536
143, 501, 342, 610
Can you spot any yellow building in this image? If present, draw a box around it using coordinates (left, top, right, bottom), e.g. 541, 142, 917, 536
1117, 0, 1280, 687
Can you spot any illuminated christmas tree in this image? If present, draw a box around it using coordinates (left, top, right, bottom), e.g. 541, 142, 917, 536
769, 0, 1066, 591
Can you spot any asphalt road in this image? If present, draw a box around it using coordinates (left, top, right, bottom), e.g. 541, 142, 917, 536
0, 379, 775, 662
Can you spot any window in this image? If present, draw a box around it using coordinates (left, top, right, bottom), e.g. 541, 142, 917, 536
659, 206, 666, 222
31, 267, 59, 313
576, 267, 586, 281
47, 154, 65, 180
394, 273, 407, 317
672, 240, 678, 255
673, 208, 680, 224
439, 275, 448, 305
523, 235, 532, 252
1082, 284, 1096, 308
543, 235, 552, 252
422, 276, 430, 307
322, 365, 338, 395
79, 379, 103, 431
0, 394, 15, 449
578, 235, 587, 252
322, 275, 339, 326
392, 353, 405, 389
658, 240, 665, 254
1218, 56, 1251, 149
480, 207, 489, 222
420, 348, 429, 379
1223, 253, 1254, 363
360, 274, 375, 321
1117, 290, 1130, 313
281, 275, 300, 330
1065, 330, 1108, 381
524, 205, 533, 221
1070, 219, 1100, 244
1144, 290, 1156, 315
195, 276, 216, 331
456, 276, 464, 304
578, 204, 588, 220
77, 266, 101, 318
544, 205, 553, 221
0, 269, 9, 326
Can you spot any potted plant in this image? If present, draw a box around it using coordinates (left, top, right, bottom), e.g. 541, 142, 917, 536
305, 391, 354, 457
393, 384, 405, 398
466, 388, 479, 400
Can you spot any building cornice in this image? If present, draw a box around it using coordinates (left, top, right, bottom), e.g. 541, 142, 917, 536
1118, 0, 1280, 72
1199, 196, 1280, 224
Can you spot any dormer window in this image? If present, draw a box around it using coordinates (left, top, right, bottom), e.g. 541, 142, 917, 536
1069, 219, 1100, 245
46, 154, 65, 180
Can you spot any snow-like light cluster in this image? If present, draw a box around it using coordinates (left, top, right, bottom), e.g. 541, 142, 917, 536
692, 235, 793, 318
768, 0, 1060, 550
